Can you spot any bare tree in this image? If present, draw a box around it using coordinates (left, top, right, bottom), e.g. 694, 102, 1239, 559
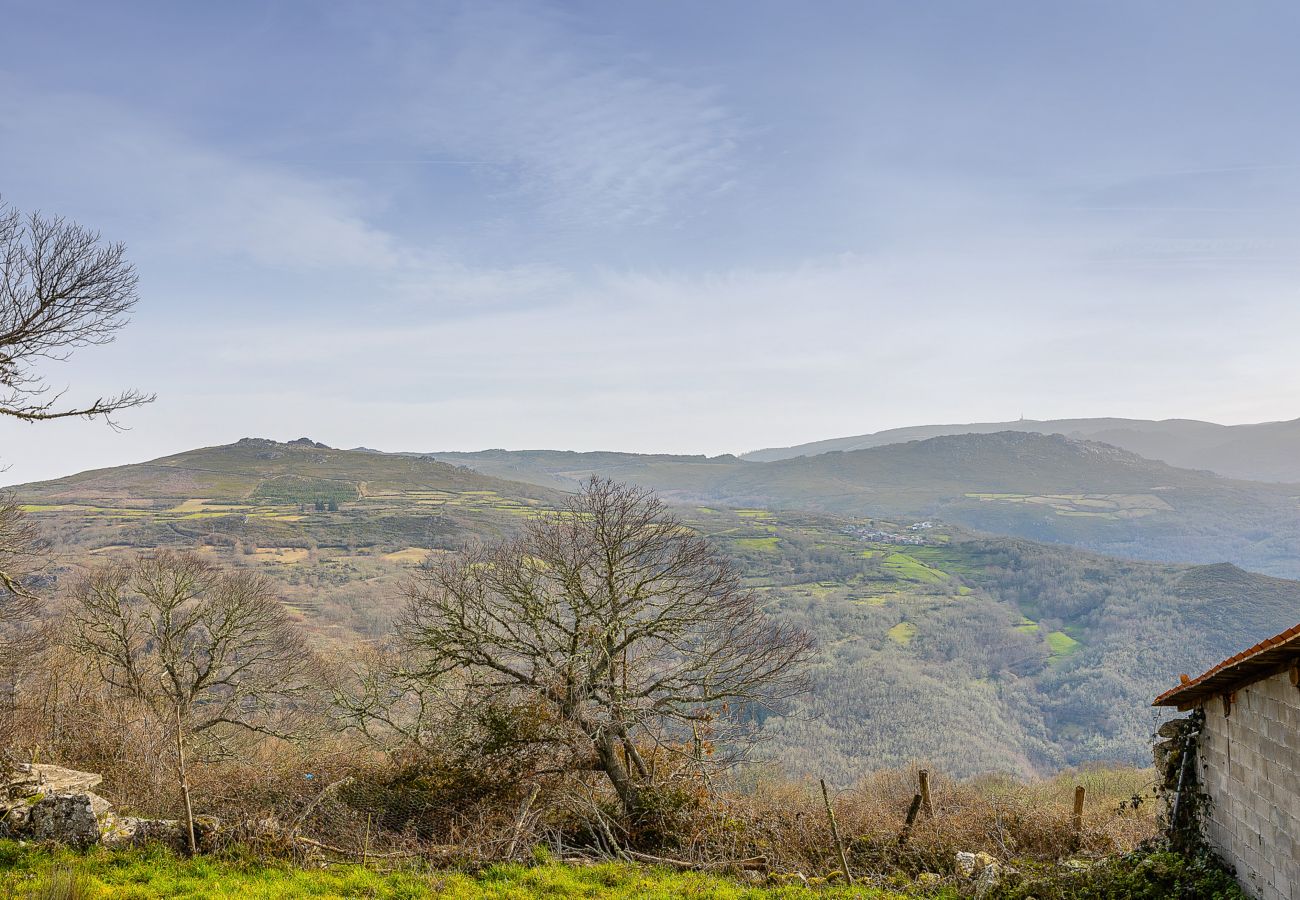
0, 198, 153, 424
0, 494, 45, 745
398, 477, 815, 821
68, 551, 318, 850
0, 494, 41, 617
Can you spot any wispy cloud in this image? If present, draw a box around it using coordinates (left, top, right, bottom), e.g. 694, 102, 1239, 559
0, 78, 400, 272
369, 1, 742, 227
0, 75, 580, 319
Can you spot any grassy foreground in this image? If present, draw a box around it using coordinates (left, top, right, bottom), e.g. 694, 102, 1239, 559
0, 843, 898, 900
0, 842, 1246, 899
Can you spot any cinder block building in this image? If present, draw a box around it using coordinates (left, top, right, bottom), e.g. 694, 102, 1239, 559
1155, 623, 1300, 900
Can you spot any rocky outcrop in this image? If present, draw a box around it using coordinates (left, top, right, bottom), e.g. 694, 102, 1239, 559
0, 762, 185, 849
2, 763, 108, 847
27, 792, 106, 846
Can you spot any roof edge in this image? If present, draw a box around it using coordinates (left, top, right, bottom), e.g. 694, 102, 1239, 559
1154, 622, 1300, 708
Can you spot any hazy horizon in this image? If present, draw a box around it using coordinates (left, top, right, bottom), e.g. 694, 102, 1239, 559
5, 0, 1300, 481
8, 411, 1300, 486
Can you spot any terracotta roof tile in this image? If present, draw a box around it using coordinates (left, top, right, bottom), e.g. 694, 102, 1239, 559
1154, 621, 1300, 707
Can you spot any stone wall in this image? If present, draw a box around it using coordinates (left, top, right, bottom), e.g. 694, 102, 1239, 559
1197, 669, 1299, 900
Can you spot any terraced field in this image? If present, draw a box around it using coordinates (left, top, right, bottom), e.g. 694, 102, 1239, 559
964, 492, 1173, 519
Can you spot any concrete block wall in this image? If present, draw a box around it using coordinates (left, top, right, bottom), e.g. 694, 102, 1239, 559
1197, 670, 1300, 900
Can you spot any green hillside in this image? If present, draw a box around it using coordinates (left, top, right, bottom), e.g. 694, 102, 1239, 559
8, 438, 566, 639
18, 437, 561, 504
11, 437, 1300, 780
694, 508, 1300, 780
432, 432, 1300, 578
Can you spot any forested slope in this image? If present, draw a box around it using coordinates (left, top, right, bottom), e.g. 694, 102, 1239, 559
434, 433, 1300, 577
11, 438, 1300, 778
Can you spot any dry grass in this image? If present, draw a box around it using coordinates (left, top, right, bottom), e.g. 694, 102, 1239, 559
6, 644, 1160, 884
666, 764, 1160, 878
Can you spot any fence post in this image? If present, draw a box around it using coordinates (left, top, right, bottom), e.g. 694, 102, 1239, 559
507, 784, 542, 859
1072, 785, 1086, 835
897, 794, 923, 846
361, 812, 372, 869
820, 779, 854, 885
918, 769, 933, 818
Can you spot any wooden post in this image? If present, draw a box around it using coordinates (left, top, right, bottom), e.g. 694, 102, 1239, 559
175, 704, 197, 856
897, 794, 923, 846
819, 779, 853, 885
507, 784, 542, 859
918, 769, 933, 818
361, 812, 372, 869
1071, 785, 1086, 835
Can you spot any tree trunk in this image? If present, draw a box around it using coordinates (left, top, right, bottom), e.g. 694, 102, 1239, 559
617, 725, 650, 778
175, 704, 197, 855
594, 730, 642, 820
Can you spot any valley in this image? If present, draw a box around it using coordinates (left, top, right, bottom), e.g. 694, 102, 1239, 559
12, 436, 1300, 780
429, 431, 1300, 578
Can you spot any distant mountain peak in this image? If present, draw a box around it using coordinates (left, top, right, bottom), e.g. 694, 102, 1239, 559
234, 436, 333, 450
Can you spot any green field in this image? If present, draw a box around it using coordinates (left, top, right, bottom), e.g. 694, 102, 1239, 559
1046, 630, 1082, 662
0, 841, 1246, 900
887, 621, 918, 645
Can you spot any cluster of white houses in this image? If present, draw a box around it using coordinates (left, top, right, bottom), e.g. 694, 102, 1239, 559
1155, 622, 1300, 900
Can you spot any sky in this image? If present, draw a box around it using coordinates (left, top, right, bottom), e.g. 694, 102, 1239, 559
3, 0, 1300, 482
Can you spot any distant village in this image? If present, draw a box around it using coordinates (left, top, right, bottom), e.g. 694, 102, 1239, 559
843, 520, 936, 545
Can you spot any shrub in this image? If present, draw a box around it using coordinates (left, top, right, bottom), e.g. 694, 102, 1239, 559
988, 847, 1246, 899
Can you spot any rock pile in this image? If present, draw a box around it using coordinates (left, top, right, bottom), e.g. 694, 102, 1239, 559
1, 762, 181, 848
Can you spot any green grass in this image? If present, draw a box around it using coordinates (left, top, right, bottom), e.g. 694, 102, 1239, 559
1046, 630, 1081, 660
0, 843, 910, 899
898, 545, 982, 577
880, 552, 946, 583
733, 536, 779, 552
887, 621, 918, 646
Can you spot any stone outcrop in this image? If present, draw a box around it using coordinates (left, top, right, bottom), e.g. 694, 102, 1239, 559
27, 793, 105, 846
4, 762, 102, 799
0, 762, 186, 849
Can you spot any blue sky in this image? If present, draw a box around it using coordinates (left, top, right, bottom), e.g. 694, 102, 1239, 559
3, 0, 1300, 480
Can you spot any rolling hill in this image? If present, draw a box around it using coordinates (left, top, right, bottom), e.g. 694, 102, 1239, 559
432, 432, 1300, 577
742, 415, 1300, 483
9, 437, 1300, 779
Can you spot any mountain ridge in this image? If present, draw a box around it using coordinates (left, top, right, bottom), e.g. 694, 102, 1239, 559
428, 431, 1300, 577
11, 434, 1300, 778
740, 415, 1300, 483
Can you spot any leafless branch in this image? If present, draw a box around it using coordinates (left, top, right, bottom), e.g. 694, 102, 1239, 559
0, 197, 154, 425
397, 477, 816, 821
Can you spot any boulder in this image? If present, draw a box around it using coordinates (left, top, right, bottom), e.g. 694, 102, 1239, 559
1, 764, 117, 847
956, 850, 1005, 886
1, 762, 214, 851
102, 815, 184, 849
27, 792, 103, 846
